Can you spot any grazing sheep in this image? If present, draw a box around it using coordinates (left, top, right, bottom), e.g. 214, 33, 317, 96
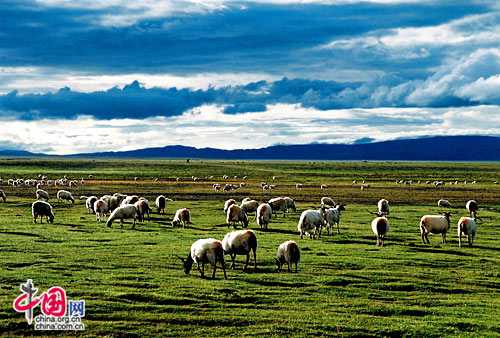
437, 199, 452, 208
240, 199, 259, 216
32, 200, 54, 224
83, 196, 98, 213
466, 200, 478, 218
371, 214, 389, 246
155, 195, 172, 214
224, 199, 237, 213
295, 183, 303, 190
179, 238, 227, 279
321, 204, 346, 235
320, 184, 328, 190
268, 196, 296, 217
106, 205, 138, 228
57, 190, 74, 204
419, 212, 452, 244
320, 197, 335, 208
213, 183, 221, 192
226, 204, 249, 228
457, 217, 478, 248
94, 199, 108, 222
276, 240, 300, 272
172, 208, 191, 228
107, 193, 126, 211
222, 230, 257, 271
241, 197, 251, 204
377, 199, 390, 215
0, 189, 6, 202
297, 209, 324, 239
360, 184, 370, 190
121, 195, 139, 206
256, 203, 272, 230
135, 198, 151, 222
36, 189, 49, 201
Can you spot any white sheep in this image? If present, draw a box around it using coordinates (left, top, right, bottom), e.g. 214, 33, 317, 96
135, 198, 151, 222
320, 196, 335, 208
155, 195, 172, 214
224, 199, 237, 213
83, 196, 98, 213
94, 199, 108, 222
268, 196, 296, 217
226, 204, 249, 228
419, 212, 452, 244
240, 199, 259, 217
179, 238, 227, 279
0, 189, 6, 202
295, 183, 303, 190
297, 209, 324, 239
222, 229, 257, 271
32, 200, 54, 224
57, 190, 74, 204
371, 214, 389, 246
106, 205, 138, 228
256, 203, 272, 230
320, 184, 328, 190
321, 204, 346, 235
466, 200, 478, 218
377, 199, 390, 215
120, 195, 139, 206
172, 208, 191, 227
276, 240, 300, 272
437, 199, 452, 208
36, 189, 49, 201
457, 217, 478, 248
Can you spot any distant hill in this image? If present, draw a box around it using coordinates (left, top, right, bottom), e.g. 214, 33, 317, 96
68, 136, 500, 161
0, 149, 38, 157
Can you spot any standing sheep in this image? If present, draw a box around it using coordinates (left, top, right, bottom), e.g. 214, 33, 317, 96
222, 230, 257, 271
297, 209, 324, 239
256, 203, 272, 230
457, 217, 478, 248
371, 214, 389, 246
419, 212, 452, 244
321, 204, 346, 235
32, 200, 54, 224
226, 205, 249, 228
135, 198, 151, 222
224, 199, 237, 213
276, 240, 300, 272
466, 200, 478, 218
155, 195, 173, 214
106, 205, 138, 228
172, 208, 191, 228
36, 189, 49, 201
81, 196, 98, 213
437, 199, 452, 208
240, 199, 259, 217
377, 199, 390, 215
179, 238, 227, 279
94, 199, 108, 222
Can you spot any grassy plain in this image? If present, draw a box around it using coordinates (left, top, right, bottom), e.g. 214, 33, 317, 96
0, 158, 499, 337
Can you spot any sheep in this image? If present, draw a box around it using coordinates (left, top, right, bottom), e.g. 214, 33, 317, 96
36, 189, 49, 201
94, 199, 108, 222
226, 204, 249, 228
106, 205, 138, 228
321, 204, 346, 235
295, 183, 303, 190
222, 229, 257, 271
371, 214, 389, 246
32, 200, 54, 224
320, 184, 328, 190
155, 195, 172, 214
241, 197, 251, 204
466, 200, 478, 218
120, 195, 139, 206
377, 199, 390, 216
297, 209, 324, 239
178, 238, 227, 279
268, 196, 296, 217
224, 199, 237, 213
57, 190, 74, 204
360, 184, 370, 190
437, 199, 452, 208
320, 197, 335, 208
256, 203, 272, 230
213, 183, 221, 192
276, 240, 300, 272
240, 199, 259, 217
135, 198, 151, 222
82, 196, 98, 213
0, 189, 6, 202
419, 212, 452, 244
457, 217, 478, 248
172, 208, 191, 228
107, 193, 126, 211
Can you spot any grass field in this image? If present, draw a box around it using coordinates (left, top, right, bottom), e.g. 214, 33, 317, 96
0, 158, 499, 337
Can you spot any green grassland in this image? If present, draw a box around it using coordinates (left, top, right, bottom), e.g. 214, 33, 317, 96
0, 159, 499, 337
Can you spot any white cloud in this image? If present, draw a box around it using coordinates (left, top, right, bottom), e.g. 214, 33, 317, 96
1, 104, 498, 154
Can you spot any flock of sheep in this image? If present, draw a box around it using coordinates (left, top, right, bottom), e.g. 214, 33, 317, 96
0, 175, 483, 280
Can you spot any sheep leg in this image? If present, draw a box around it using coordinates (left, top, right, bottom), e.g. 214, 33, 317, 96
442, 233, 446, 244
458, 233, 462, 248
287, 262, 291, 273
468, 235, 472, 247
337, 222, 340, 234
244, 253, 250, 271
253, 249, 257, 270
295, 262, 298, 272
212, 263, 217, 279
230, 254, 236, 269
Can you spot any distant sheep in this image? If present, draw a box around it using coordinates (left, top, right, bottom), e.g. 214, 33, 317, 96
226, 204, 249, 228
106, 205, 138, 228
172, 208, 191, 228
32, 200, 54, 224
276, 240, 300, 272
457, 217, 478, 248
419, 212, 452, 244
0, 189, 6, 202
377, 199, 390, 215
466, 200, 478, 218
297, 209, 324, 239
94, 199, 108, 222
437, 199, 452, 208
320, 184, 328, 190
256, 203, 272, 230
222, 229, 257, 271
57, 190, 74, 204
295, 183, 303, 190
36, 189, 49, 201
179, 238, 227, 279
371, 214, 389, 246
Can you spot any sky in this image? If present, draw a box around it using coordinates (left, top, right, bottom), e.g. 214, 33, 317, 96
0, 0, 499, 154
